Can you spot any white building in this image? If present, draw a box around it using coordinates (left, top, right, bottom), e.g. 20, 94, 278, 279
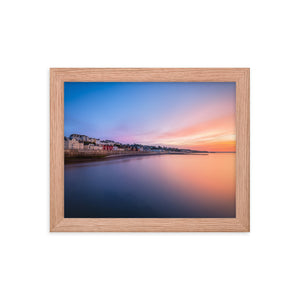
64, 137, 84, 150
83, 144, 103, 151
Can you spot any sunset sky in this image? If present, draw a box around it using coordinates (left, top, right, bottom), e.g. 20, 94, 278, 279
64, 82, 236, 152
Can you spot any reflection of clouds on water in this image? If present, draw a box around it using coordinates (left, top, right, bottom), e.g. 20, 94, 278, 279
64, 153, 235, 218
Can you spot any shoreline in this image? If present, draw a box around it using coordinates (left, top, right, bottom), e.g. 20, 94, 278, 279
64, 151, 211, 164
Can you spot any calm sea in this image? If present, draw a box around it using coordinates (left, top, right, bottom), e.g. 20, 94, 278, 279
64, 153, 236, 218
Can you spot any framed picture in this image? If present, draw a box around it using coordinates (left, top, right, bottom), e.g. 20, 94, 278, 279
50, 68, 250, 232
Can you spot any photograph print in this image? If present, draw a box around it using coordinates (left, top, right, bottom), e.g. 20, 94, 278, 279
64, 82, 236, 218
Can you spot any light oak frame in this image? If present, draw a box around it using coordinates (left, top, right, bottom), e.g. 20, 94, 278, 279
50, 68, 250, 232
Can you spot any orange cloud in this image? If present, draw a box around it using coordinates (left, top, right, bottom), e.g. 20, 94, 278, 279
152, 115, 236, 152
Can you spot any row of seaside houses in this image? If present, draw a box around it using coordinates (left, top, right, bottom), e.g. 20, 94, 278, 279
69, 134, 102, 145
65, 134, 166, 152
64, 134, 117, 151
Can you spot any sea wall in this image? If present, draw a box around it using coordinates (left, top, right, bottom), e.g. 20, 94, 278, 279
64, 149, 133, 157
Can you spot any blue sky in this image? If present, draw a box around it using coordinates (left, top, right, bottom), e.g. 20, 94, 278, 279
64, 82, 236, 151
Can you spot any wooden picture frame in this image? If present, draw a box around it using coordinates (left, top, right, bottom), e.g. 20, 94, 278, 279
50, 68, 250, 232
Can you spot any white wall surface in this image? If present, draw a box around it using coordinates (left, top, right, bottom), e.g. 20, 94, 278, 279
1, 1, 299, 299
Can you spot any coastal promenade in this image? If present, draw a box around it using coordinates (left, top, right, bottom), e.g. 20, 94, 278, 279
64, 149, 192, 164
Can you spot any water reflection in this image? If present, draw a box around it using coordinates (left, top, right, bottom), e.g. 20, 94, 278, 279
64, 153, 235, 218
